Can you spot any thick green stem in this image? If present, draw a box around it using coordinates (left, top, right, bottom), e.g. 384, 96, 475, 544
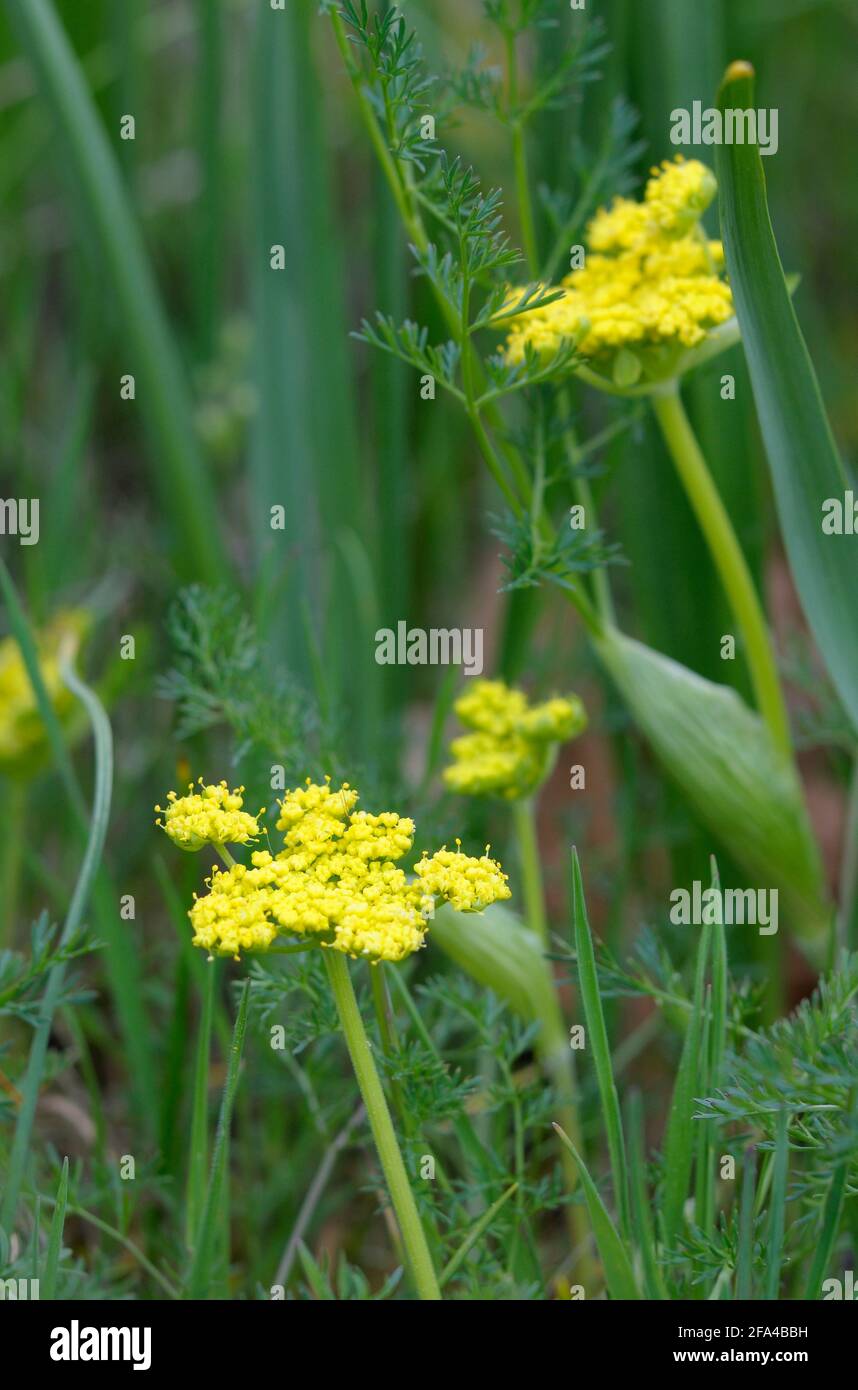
323, 951, 441, 1300
512, 798, 548, 946
651, 383, 791, 758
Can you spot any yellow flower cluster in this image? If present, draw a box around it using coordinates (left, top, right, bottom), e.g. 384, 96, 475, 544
0, 611, 86, 771
443, 679, 586, 800
158, 776, 510, 961
155, 781, 262, 851
505, 158, 732, 374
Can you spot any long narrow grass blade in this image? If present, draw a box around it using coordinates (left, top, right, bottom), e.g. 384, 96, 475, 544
716, 61, 858, 732
42, 1157, 68, 1299
765, 1109, 789, 1300
570, 848, 629, 1235
552, 1124, 639, 1300
735, 1146, 757, 1299
440, 1182, 519, 1288
626, 1091, 667, 1300
5, 0, 225, 582
660, 897, 713, 1246
709, 857, 728, 1087
804, 1160, 848, 1300
186, 962, 218, 1250
186, 979, 250, 1298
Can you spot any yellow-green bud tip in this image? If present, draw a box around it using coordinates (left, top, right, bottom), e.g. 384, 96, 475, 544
724, 59, 755, 83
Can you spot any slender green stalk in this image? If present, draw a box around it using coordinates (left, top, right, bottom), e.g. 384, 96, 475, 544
804, 1158, 849, 1300
571, 848, 630, 1237
504, 31, 538, 276
735, 1146, 757, 1299
765, 1109, 789, 1300
323, 951, 440, 1300
186, 961, 217, 1249
651, 382, 791, 757
440, 1182, 518, 1287
553, 1124, 640, 1299
626, 1092, 668, 1299
186, 980, 250, 1298
0, 778, 27, 949
42, 1157, 69, 1299
512, 798, 548, 946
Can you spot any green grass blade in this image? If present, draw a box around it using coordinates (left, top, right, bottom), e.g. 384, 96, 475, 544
0, 651, 113, 1230
42, 1157, 68, 1299
735, 1145, 757, 1299
296, 1241, 336, 1300
5, 0, 225, 582
660, 902, 713, 1247
626, 1091, 667, 1300
709, 857, 728, 1087
693, 987, 713, 1237
440, 1182, 519, 1288
804, 1160, 848, 1300
186, 979, 250, 1298
552, 1124, 640, 1300
765, 1109, 789, 1300
716, 61, 858, 733
570, 847, 630, 1236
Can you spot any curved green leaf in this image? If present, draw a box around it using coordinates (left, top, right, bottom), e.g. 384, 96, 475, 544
716, 61, 858, 732
553, 1124, 640, 1300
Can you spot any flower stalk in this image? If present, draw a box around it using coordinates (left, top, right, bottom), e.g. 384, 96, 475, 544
650, 381, 791, 758
323, 950, 442, 1300
512, 797, 548, 947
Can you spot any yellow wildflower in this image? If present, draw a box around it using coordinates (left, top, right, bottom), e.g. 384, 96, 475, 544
155, 780, 261, 851
0, 611, 87, 771
160, 776, 511, 961
443, 679, 586, 800
415, 843, 511, 913
505, 157, 733, 384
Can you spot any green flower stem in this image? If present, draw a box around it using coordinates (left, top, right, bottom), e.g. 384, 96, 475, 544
512, 798, 548, 946
559, 386, 616, 626
323, 950, 441, 1300
504, 31, 538, 277
328, 6, 532, 509
369, 963, 408, 1127
510, 798, 596, 1279
651, 382, 791, 758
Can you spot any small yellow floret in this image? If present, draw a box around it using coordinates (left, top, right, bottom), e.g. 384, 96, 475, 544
155, 780, 261, 851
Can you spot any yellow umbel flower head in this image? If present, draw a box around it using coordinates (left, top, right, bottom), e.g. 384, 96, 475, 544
155, 780, 262, 851
159, 776, 511, 961
505, 157, 734, 391
0, 610, 88, 774
443, 679, 586, 800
